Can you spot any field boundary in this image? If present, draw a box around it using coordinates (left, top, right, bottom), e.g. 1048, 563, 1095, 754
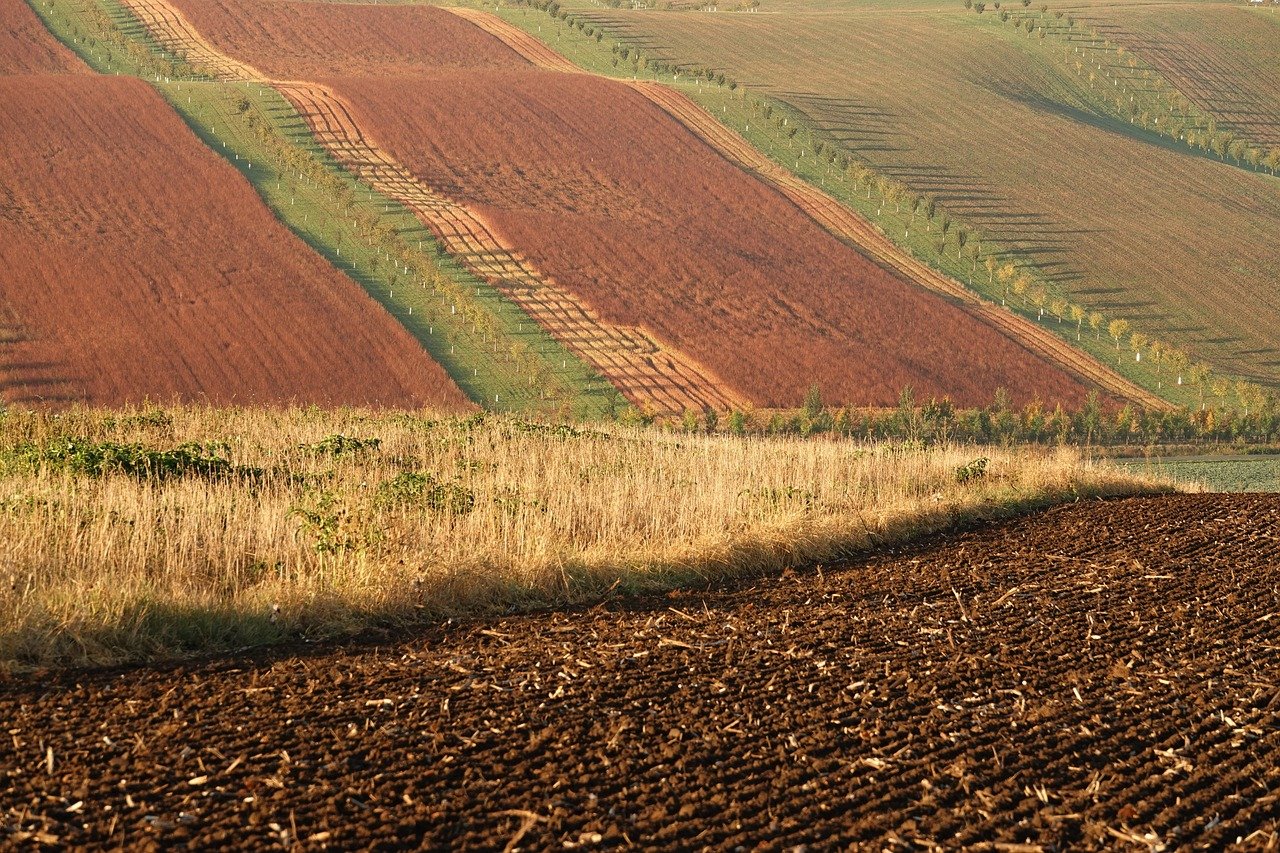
118, 0, 748, 416
447, 7, 1171, 412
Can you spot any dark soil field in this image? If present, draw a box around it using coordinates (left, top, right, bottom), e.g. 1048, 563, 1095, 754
0, 0, 86, 73
167, 0, 1095, 409
5, 493, 1278, 849
0, 73, 471, 409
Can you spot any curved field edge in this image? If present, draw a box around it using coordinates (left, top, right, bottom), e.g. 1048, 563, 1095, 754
481, 1, 1271, 410
0, 406, 1177, 670
24, 0, 622, 419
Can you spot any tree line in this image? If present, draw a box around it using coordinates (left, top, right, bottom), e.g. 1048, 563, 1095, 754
645, 385, 1280, 446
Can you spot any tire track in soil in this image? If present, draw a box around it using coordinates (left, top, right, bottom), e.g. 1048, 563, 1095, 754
118, 0, 747, 416
3, 494, 1279, 849
447, 8, 1171, 413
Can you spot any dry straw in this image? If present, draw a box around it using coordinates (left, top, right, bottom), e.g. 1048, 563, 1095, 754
0, 406, 1175, 667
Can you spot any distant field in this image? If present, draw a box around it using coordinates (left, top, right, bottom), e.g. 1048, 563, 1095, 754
0, 69, 470, 408
580, 2, 1280, 387
1116, 454, 1280, 493
1081, 4, 1280, 148
161, 0, 1101, 409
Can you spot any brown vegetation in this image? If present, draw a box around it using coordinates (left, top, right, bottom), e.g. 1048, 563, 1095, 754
0, 405, 1165, 667
164, 0, 1098, 409
0, 0, 86, 73
0, 74, 471, 408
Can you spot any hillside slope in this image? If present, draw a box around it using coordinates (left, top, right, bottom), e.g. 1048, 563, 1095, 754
162, 0, 1103, 409
587, 4, 1280, 387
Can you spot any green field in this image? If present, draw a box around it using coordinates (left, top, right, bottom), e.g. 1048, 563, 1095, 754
1116, 454, 1280, 493
526, 0, 1280, 399
28, 0, 623, 419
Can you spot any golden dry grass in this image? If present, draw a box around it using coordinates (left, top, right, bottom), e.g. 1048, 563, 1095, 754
0, 406, 1175, 668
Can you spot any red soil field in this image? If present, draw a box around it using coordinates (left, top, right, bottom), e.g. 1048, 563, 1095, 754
0, 0, 87, 74
166, 0, 1095, 409
0, 74, 472, 409
174, 0, 527, 79
343, 72, 1096, 408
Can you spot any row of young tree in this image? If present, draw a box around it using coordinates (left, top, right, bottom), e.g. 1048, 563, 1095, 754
976, 0, 1280, 174
652, 386, 1280, 446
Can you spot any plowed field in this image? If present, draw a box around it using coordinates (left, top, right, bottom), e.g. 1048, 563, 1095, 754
5, 494, 1279, 849
0, 74, 470, 408
0, 0, 86, 73
164, 0, 1097, 409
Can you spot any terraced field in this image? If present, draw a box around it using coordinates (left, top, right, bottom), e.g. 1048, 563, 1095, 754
150, 0, 1111, 410
1082, 3, 1280, 149
582, 2, 1280, 387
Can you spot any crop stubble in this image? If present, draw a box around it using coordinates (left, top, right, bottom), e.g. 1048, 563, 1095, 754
0, 71, 470, 408
159, 0, 1103, 409
3, 494, 1279, 848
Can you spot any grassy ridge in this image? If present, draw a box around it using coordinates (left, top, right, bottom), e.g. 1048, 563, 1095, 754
0, 405, 1173, 668
27, 0, 622, 419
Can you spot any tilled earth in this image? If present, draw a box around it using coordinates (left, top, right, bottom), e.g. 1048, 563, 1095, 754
3, 494, 1280, 850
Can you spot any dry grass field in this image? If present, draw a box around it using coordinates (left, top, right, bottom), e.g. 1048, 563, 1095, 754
162, 0, 1100, 409
0, 405, 1167, 667
585, 2, 1280, 387
1081, 3, 1280, 148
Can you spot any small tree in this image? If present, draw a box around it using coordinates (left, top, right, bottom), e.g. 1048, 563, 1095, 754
1108, 318, 1130, 362
1088, 311, 1103, 341
1069, 303, 1085, 340
1189, 363, 1211, 410
802, 383, 825, 420
1011, 274, 1030, 307
997, 261, 1016, 303
1129, 331, 1148, 363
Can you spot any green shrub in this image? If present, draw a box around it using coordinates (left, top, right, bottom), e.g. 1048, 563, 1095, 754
376, 472, 475, 515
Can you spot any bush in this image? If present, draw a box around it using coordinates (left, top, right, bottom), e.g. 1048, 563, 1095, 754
376, 472, 475, 515
7, 438, 235, 480
954, 457, 989, 484
300, 434, 382, 457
